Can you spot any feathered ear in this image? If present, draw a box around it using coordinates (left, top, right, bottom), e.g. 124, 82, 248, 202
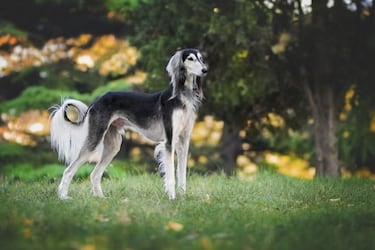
166, 51, 186, 98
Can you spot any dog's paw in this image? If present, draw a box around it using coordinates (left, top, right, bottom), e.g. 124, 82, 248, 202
177, 186, 186, 196
164, 177, 176, 200
168, 193, 176, 200
91, 187, 106, 198
165, 186, 176, 200
58, 189, 72, 200
166, 190, 176, 200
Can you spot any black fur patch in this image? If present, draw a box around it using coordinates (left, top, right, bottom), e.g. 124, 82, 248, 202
181, 48, 200, 62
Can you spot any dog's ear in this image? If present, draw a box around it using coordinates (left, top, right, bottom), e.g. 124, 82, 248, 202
166, 51, 185, 98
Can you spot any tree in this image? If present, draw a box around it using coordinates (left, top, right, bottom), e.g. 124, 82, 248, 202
269, 0, 375, 176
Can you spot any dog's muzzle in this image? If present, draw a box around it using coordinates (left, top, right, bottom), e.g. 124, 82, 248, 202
202, 67, 208, 74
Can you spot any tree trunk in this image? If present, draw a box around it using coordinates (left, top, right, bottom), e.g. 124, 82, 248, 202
219, 123, 242, 176
303, 83, 340, 177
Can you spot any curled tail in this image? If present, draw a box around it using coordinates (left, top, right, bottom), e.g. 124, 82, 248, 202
50, 99, 89, 165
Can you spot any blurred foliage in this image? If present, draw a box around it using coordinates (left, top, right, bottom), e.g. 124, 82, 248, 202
339, 100, 375, 171
105, 0, 150, 12
0, 80, 133, 115
0, 22, 28, 38
0, 33, 138, 113
269, 0, 375, 176
0, 0, 375, 178
3, 162, 129, 182
0, 142, 28, 163
0, 141, 56, 173
0, 86, 88, 115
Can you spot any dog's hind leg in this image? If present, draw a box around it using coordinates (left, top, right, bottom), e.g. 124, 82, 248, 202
58, 149, 91, 200
90, 126, 122, 198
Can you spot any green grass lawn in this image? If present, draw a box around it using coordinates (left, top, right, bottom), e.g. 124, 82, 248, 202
1, 172, 374, 250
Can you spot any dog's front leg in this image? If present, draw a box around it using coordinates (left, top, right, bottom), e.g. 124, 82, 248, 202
176, 116, 195, 196
163, 144, 176, 200
176, 137, 190, 196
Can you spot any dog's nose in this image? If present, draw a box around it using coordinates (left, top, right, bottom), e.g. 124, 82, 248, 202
202, 68, 208, 74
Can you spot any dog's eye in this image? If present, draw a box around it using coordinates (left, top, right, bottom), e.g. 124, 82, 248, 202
187, 57, 194, 61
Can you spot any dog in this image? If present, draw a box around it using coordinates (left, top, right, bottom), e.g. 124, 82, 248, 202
50, 48, 207, 200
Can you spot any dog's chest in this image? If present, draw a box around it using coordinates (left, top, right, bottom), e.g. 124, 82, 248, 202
172, 102, 196, 135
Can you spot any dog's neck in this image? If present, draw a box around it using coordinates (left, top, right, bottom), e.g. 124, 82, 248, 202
185, 73, 195, 91
170, 71, 203, 107
180, 73, 202, 112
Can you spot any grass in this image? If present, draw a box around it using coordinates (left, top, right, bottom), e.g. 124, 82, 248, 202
0, 171, 375, 250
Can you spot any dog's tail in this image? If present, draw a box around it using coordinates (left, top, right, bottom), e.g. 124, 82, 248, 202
50, 99, 89, 165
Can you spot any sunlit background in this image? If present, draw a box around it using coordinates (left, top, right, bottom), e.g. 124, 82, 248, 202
1, 0, 375, 181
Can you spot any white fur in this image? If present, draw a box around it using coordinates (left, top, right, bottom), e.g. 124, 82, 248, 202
50, 99, 89, 165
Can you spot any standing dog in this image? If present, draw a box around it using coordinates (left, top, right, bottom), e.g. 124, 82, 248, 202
50, 48, 207, 200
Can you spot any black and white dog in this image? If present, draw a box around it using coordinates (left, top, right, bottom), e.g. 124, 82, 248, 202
50, 48, 207, 200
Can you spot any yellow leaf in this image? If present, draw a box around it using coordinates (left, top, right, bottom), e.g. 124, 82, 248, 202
23, 228, 32, 238
80, 244, 96, 250
329, 198, 341, 202
164, 221, 184, 232
22, 218, 33, 226
200, 236, 214, 250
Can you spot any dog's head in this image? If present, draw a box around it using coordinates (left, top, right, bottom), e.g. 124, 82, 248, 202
166, 49, 207, 99
166, 48, 207, 83
181, 49, 208, 77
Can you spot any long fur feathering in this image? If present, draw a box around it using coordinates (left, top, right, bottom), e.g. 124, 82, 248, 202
166, 51, 185, 99
50, 99, 88, 165
154, 142, 166, 175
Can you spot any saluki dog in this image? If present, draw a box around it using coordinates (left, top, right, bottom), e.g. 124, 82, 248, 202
50, 48, 207, 200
